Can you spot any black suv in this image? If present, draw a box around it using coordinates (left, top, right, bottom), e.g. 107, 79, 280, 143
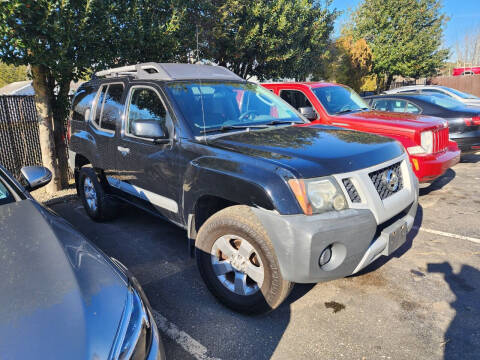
68, 63, 419, 313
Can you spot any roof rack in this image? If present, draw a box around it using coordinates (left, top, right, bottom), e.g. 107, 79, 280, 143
94, 62, 244, 82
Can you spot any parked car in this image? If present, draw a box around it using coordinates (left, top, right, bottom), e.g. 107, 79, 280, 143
452, 66, 480, 76
0, 164, 165, 359
365, 93, 480, 153
262, 82, 460, 184
384, 85, 480, 107
68, 63, 419, 313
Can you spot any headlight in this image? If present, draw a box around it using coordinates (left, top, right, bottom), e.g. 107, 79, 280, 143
407, 130, 433, 155
288, 177, 348, 215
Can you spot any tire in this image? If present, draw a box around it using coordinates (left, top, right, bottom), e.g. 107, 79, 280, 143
78, 167, 117, 221
195, 205, 293, 314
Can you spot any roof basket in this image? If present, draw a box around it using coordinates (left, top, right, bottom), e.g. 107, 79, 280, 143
93, 62, 244, 82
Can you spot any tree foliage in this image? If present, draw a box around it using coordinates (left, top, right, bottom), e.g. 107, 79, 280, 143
330, 35, 374, 92
0, 63, 28, 88
200, 0, 338, 80
0, 0, 337, 190
349, 0, 449, 89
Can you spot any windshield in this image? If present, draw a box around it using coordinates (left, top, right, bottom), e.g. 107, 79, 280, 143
164, 81, 303, 135
440, 86, 479, 100
421, 93, 466, 110
312, 85, 369, 115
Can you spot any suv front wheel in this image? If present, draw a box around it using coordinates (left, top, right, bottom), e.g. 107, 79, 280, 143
78, 167, 117, 222
195, 205, 293, 314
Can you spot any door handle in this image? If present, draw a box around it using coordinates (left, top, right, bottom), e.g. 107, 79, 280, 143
331, 122, 350, 127
117, 146, 130, 156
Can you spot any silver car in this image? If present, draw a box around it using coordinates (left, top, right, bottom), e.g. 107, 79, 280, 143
0, 165, 165, 359
385, 85, 480, 107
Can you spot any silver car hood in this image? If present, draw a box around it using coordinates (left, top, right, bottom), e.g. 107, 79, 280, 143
0, 200, 128, 359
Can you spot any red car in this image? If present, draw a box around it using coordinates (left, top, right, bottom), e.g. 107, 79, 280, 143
262, 82, 460, 183
453, 66, 480, 76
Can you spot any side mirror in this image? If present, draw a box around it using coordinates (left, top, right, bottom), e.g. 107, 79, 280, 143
20, 166, 52, 191
299, 106, 317, 121
132, 119, 168, 140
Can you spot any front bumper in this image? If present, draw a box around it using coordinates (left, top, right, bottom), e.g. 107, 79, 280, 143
253, 199, 418, 283
410, 143, 460, 183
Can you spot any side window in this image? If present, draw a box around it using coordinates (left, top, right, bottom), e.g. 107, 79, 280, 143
72, 86, 96, 122
279, 90, 313, 110
391, 100, 407, 113
94, 85, 107, 126
100, 84, 124, 131
406, 102, 421, 114
372, 99, 388, 111
0, 179, 15, 206
127, 88, 167, 136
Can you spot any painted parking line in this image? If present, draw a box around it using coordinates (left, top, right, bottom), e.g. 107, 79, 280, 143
414, 226, 480, 245
152, 310, 221, 360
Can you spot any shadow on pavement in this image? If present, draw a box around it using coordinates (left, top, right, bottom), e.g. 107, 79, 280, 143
427, 262, 480, 360
420, 168, 456, 196
460, 152, 480, 164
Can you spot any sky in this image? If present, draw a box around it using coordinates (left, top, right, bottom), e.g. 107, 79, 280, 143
332, 0, 480, 61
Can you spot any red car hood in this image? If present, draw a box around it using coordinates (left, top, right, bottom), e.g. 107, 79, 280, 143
328, 110, 446, 134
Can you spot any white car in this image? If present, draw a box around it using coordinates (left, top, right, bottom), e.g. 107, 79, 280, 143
385, 85, 480, 107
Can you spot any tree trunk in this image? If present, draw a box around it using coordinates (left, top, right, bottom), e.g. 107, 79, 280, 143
31, 65, 62, 193
385, 73, 394, 91
52, 78, 71, 188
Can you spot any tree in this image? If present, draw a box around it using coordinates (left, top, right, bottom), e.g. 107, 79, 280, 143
0, 63, 28, 88
0, 1, 114, 191
330, 35, 374, 92
454, 26, 480, 67
0, 0, 192, 192
349, 0, 449, 90
199, 0, 338, 81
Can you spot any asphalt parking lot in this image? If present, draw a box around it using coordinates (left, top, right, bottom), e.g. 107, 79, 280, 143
42, 153, 479, 360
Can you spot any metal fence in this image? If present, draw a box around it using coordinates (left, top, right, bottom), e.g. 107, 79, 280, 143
0, 95, 42, 178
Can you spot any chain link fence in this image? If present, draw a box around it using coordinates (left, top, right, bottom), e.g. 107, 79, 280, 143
0, 95, 43, 178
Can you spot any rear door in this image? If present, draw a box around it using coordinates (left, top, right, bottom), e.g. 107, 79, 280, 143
110, 83, 182, 223
87, 82, 125, 177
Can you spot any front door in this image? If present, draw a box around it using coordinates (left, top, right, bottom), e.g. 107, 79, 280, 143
110, 84, 182, 223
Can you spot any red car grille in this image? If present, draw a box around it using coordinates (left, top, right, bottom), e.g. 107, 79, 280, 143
433, 127, 449, 153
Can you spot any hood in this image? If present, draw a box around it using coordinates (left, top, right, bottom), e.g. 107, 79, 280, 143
208, 125, 404, 178
334, 110, 445, 133
0, 200, 128, 360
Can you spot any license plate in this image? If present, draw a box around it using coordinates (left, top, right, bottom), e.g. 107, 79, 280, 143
385, 221, 408, 255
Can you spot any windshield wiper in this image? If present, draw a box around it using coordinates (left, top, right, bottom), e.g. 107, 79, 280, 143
200, 124, 268, 134
334, 108, 364, 115
264, 120, 302, 126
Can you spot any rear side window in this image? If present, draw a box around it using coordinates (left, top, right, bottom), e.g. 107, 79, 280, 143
94, 86, 107, 126
406, 102, 421, 114
72, 86, 96, 122
101, 84, 124, 131
280, 90, 313, 110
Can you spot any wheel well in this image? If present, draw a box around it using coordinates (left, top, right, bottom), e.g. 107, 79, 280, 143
191, 195, 238, 238
74, 154, 91, 191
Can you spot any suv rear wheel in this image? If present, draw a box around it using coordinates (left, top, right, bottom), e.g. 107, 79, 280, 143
195, 205, 293, 314
78, 167, 117, 221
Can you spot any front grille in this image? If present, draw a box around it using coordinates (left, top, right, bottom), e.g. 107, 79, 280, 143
369, 162, 403, 200
433, 127, 449, 153
342, 178, 361, 203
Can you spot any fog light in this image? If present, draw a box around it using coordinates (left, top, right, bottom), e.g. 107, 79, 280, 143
319, 246, 332, 267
